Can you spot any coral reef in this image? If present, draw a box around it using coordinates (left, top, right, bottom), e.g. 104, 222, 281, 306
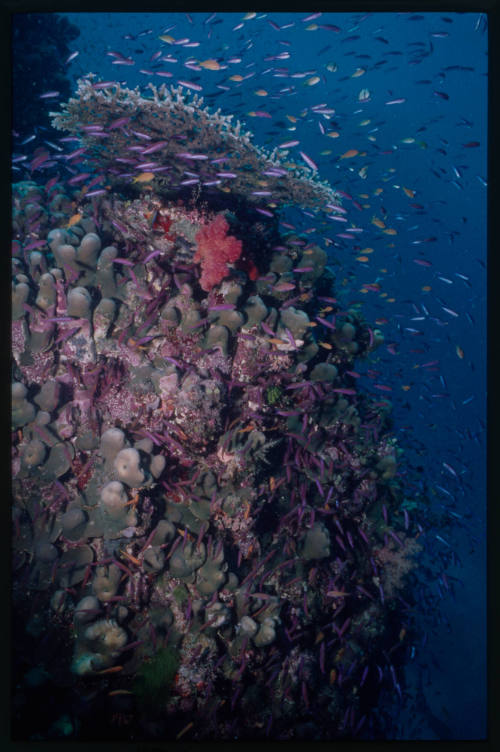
12, 78, 422, 741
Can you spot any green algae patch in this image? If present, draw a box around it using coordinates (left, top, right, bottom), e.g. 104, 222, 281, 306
132, 646, 180, 712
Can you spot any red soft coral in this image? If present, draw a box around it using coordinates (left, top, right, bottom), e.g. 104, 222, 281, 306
193, 214, 242, 292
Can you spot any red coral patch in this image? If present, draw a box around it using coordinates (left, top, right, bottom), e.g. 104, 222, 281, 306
194, 214, 242, 291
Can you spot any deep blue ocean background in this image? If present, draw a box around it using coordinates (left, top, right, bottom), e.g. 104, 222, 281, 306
12, 10, 487, 740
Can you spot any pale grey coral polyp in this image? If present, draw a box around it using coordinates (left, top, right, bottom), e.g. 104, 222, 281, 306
21, 439, 46, 470
253, 616, 278, 647
12, 382, 36, 428
93, 564, 122, 602
113, 447, 147, 488
100, 428, 126, 463
301, 522, 331, 560
99, 481, 136, 531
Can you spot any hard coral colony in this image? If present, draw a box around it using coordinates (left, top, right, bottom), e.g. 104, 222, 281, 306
12, 76, 421, 740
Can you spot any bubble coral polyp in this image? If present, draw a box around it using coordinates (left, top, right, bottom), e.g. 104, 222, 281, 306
193, 214, 242, 291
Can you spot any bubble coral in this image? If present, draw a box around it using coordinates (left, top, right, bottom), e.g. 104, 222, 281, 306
72, 618, 127, 676
113, 449, 148, 488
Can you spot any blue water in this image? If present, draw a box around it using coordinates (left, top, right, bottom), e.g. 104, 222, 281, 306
12, 10, 487, 740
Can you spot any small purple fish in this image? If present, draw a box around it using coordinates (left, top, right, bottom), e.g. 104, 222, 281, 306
177, 152, 208, 160
261, 322, 275, 336
315, 316, 336, 330
360, 665, 369, 686
299, 150, 318, 171
112, 58, 135, 66
92, 81, 117, 90
109, 116, 131, 130
177, 79, 203, 91
65, 51, 79, 64
319, 641, 325, 673
442, 461, 458, 477
23, 239, 47, 251
64, 147, 87, 161
279, 140, 300, 148
413, 258, 432, 267
85, 189, 107, 197
301, 681, 309, 707
143, 251, 163, 264
141, 141, 168, 155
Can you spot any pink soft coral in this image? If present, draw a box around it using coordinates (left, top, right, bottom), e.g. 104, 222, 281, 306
193, 214, 242, 292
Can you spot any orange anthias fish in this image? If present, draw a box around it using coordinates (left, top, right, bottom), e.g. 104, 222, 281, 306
96, 665, 124, 675
199, 59, 221, 70
176, 721, 194, 740
340, 149, 359, 159
272, 281, 296, 292
133, 172, 155, 184
67, 213, 82, 228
